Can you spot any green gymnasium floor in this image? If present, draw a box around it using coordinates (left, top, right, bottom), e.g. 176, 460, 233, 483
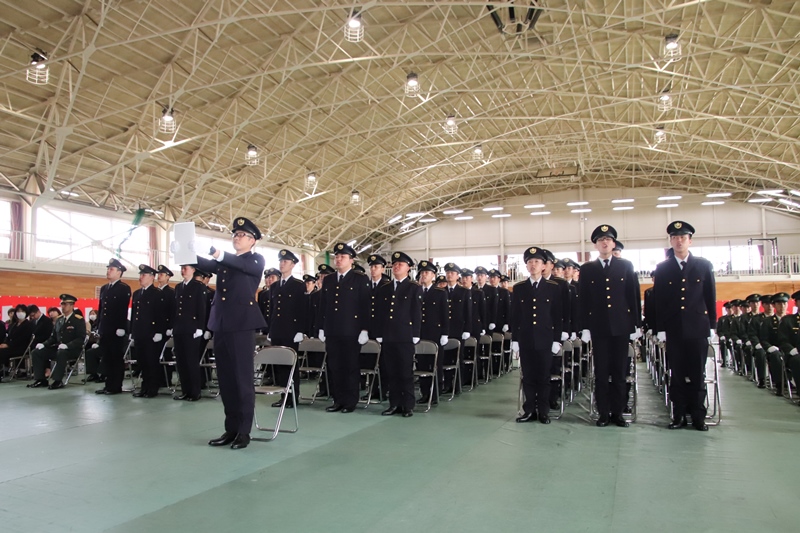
1, 365, 798, 533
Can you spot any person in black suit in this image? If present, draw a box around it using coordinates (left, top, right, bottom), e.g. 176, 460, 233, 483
194, 267, 215, 389
475, 267, 498, 333
417, 260, 449, 404
306, 265, 333, 397
94, 258, 132, 395
155, 264, 175, 386
461, 268, 485, 339
267, 249, 308, 407
0, 304, 34, 380
29, 294, 87, 390
374, 252, 422, 416
170, 263, 207, 401
579, 225, 641, 428
197, 217, 267, 450
130, 265, 169, 398
315, 242, 371, 413
488, 269, 510, 333
654, 221, 717, 431
511, 247, 563, 424
28, 305, 55, 345
443, 263, 472, 393
366, 254, 391, 399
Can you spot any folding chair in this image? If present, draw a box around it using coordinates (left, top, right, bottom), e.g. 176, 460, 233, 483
623, 343, 638, 423
61, 336, 89, 385
122, 339, 138, 392
254, 334, 270, 350
477, 334, 492, 384
199, 338, 219, 398
358, 340, 382, 407
297, 338, 328, 404
440, 338, 461, 401
549, 342, 567, 420
490, 332, 504, 378
502, 331, 513, 373
461, 337, 478, 392
159, 338, 177, 393
7, 334, 34, 381
704, 343, 721, 425
413, 340, 438, 412
253, 347, 298, 442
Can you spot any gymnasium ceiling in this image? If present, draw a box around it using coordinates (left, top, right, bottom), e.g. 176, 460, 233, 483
0, 0, 799, 253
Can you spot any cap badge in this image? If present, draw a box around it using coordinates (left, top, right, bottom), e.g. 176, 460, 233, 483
600, 225, 608, 232
530, 247, 536, 253
394, 253, 400, 258
674, 222, 682, 229
237, 218, 244, 226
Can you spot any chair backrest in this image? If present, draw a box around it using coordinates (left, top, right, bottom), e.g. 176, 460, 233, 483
360, 339, 381, 355
479, 334, 492, 345
254, 334, 270, 347
491, 332, 504, 343
254, 346, 297, 367
164, 338, 175, 349
415, 340, 438, 356
503, 331, 512, 341
205, 338, 214, 351
562, 340, 572, 352
463, 337, 478, 348
299, 338, 326, 353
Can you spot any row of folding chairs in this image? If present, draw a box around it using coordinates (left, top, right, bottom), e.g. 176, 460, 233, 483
5, 334, 88, 386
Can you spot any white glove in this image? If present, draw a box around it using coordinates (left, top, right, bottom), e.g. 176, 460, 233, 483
570, 332, 577, 341
166, 329, 173, 337
551, 341, 561, 354
413, 337, 420, 344
187, 240, 196, 252
791, 348, 798, 356
745, 341, 751, 347
193, 329, 203, 338
440, 335, 448, 347
91, 343, 99, 349
657, 331, 666, 343
755, 343, 762, 350
481, 330, 486, 336
376, 337, 383, 344
629, 328, 641, 341
768, 346, 779, 353
169, 241, 178, 253
581, 329, 591, 343
116, 329, 125, 337
489, 323, 496, 331
318, 329, 326, 342
720, 335, 726, 341
358, 330, 369, 345
736, 339, 742, 345
203, 331, 212, 340
462, 332, 470, 340
293, 332, 304, 343
57, 343, 67, 350
561, 331, 569, 341
511, 341, 519, 353
153, 333, 163, 342
647, 329, 653, 336
35, 343, 44, 350
502, 324, 509, 332
267, 336, 271, 343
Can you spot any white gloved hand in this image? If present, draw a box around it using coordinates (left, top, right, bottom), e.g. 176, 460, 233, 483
489, 323, 496, 331
552, 341, 561, 354
318, 329, 326, 342
481, 330, 486, 336
720, 335, 726, 341
203, 331, 212, 340
502, 324, 509, 332
791, 348, 798, 356
166, 329, 173, 337
193, 329, 203, 338
647, 329, 653, 336
570, 332, 577, 341
358, 330, 369, 345
561, 331, 569, 341
57, 343, 67, 350
413, 337, 420, 344
91, 343, 99, 349
657, 331, 667, 343
440, 335, 448, 347
755, 343, 762, 350
116, 329, 125, 337
169, 241, 179, 253
293, 332, 304, 343
376, 337, 383, 344
511, 341, 519, 353
629, 328, 642, 341
35, 343, 44, 350
462, 332, 470, 340
736, 339, 743, 345
745, 341, 752, 347
581, 329, 591, 343
768, 346, 780, 353
187, 240, 196, 252
153, 333, 163, 342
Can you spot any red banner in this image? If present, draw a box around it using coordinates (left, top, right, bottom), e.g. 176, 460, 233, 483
1, 295, 102, 320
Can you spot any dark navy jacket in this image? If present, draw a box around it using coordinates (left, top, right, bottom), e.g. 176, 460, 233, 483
315, 269, 371, 337
172, 279, 208, 335
653, 254, 716, 339
420, 286, 449, 342
373, 278, 422, 342
578, 257, 641, 337
197, 251, 267, 333
510, 278, 563, 351
268, 276, 308, 339
97, 280, 131, 337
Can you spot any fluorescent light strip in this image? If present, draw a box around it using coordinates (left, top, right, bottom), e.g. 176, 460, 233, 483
406, 212, 423, 218
701, 201, 724, 206
758, 189, 783, 195
778, 198, 800, 209
530, 211, 551, 216
482, 207, 503, 212
789, 190, 800, 197
454, 216, 473, 221
388, 215, 402, 223
491, 214, 511, 218
658, 195, 682, 201
613, 206, 634, 211
418, 218, 437, 223
442, 209, 463, 215
656, 203, 679, 208
748, 198, 771, 203
566, 201, 589, 206
611, 198, 634, 204
524, 204, 545, 209
706, 192, 731, 198
571, 208, 591, 213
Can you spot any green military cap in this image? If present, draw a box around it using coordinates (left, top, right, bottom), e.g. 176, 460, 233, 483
772, 293, 790, 303
59, 293, 78, 304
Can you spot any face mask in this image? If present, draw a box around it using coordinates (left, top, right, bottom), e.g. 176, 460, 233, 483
89, 315, 97, 322
16, 311, 26, 320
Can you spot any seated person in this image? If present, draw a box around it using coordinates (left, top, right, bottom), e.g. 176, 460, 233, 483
28, 295, 87, 390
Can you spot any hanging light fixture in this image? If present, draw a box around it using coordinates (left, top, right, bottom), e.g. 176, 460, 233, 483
158, 108, 176, 134
305, 171, 318, 193
653, 125, 666, 144
472, 144, 483, 161
26, 51, 49, 85
662, 33, 682, 60
344, 9, 364, 42
443, 114, 458, 135
245, 144, 259, 166
657, 90, 672, 111
350, 190, 362, 206
404, 72, 420, 97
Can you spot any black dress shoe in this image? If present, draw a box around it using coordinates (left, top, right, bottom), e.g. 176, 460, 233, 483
27, 379, 48, 388
382, 406, 400, 416
623, 405, 632, 414
230, 434, 251, 449
757, 382, 766, 389
133, 391, 157, 398
538, 414, 551, 424
402, 409, 413, 418
416, 397, 430, 405
271, 400, 283, 407
186, 396, 201, 401
611, 415, 629, 428
104, 389, 122, 395
48, 380, 64, 390
208, 432, 236, 446
596, 416, 610, 427
516, 412, 535, 423
174, 394, 189, 401
692, 422, 709, 431
341, 406, 356, 413
668, 419, 688, 430
326, 404, 344, 412
85, 374, 100, 383
95, 388, 108, 394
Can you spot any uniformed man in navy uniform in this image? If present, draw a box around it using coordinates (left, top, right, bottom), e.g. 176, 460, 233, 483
303, 274, 316, 294
259, 268, 280, 334
155, 264, 175, 386
170, 263, 207, 401
29, 294, 87, 390
197, 217, 267, 450
268, 249, 308, 407
315, 243, 371, 413
94, 258, 132, 395
612, 241, 624, 257
195, 267, 215, 389
475, 266, 498, 333
748, 294, 774, 388
416, 260, 449, 404
306, 264, 334, 397
778, 291, 800, 394
366, 254, 391, 399
130, 264, 169, 398
461, 268, 486, 341
374, 252, 422, 417
654, 221, 716, 431
435, 275, 447, 289
766, 293, 790, 394
488, 269, 510, 333
443, 263, 472, 393
511, 247, 563, 423
579, 225, 641, 428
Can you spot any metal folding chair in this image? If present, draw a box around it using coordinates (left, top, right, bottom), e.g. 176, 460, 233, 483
413, 340, 438, 412
490, 332, 505, 378
297, 337, 328, 404
502, 331, 513, 373
199, 339, 219, 398
623, 343, 638, 423
477, 334, 492, 384
461, 336, 478, 391
159, 338, 177, 393
440, 338, 461, 401
704, 343, 721, 425
358, 340, 382, 407
253, 347, 298, 442
549, 341, 568, 420
7, 334, 34, 381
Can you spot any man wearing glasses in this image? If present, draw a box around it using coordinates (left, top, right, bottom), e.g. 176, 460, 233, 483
197, 218, 267, 450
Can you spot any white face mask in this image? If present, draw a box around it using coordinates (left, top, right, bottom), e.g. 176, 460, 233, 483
89, 315, 97, 322
16, 311, 27, 320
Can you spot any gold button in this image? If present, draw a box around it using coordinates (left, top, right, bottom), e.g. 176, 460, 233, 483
222, 297, 226, 301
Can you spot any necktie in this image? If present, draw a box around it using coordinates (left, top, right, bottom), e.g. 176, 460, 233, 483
424, 287, 428, 294
449, 287, 453, 295
394, 281, 398, 291
338, 274, 342, 283
533, 280, 538, 290
603, 259, 609, 269
280, 279, 285, 287
680, 261, 686, 270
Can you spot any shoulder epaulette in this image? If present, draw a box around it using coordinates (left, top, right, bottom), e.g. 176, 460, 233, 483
513, 280, 527, 287
545, 279, 559, 286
